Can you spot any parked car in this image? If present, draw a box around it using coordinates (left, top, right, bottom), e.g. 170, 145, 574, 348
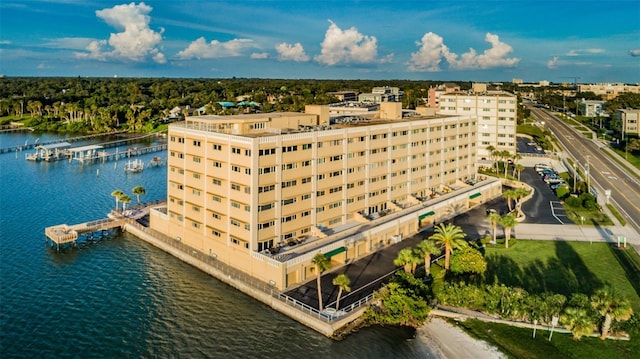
550, 183, 567, 190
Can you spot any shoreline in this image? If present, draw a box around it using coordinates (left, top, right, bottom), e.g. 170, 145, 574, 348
417, 317, 506, 359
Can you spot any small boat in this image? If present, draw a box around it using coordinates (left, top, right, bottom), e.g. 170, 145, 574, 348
124, 159, 144, 173
149, 156, 164, 167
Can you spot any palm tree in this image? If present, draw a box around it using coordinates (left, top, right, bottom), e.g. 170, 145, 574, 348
394, 248, 416, 273
332, 274, 351, 310
561, 307, 595, 340
492, 150, 502, 174
513, 187, 529, 216
132, 185, 146, 204
502, 151, 512, 177
499, 214, 517, 248
111, 189, 124, 211
312, 253, 330, 312
428, 223, 468, 270
485, 145, 496, 167
513, 164, 525, 181
119, 194, 132, 212
415, 240, 440, 276
590, 287, 634, 339
502, 189, 516, 212
488, 212, 501, 244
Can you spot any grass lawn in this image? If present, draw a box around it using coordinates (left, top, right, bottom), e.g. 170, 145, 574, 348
484, 240, 640, 312
564, 206, 613, 226
609, 147, 640, 171
457, 319, 640, 359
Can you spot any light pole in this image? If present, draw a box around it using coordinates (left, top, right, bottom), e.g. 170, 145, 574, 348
586, 155, 591, 191
573, 162, 577, 193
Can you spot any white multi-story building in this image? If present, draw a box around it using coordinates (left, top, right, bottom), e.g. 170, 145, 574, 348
437, 89, 517, 161
616, 109, 640, 137
577, 99, 605, 117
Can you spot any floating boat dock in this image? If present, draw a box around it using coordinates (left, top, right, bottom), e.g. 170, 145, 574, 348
45, 218, 124, 251
0, 131, 126, 154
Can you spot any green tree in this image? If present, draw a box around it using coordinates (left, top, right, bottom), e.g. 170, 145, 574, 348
132, 185, 146, 204
502, 189, 516, 212
449, 247, 487, 275
488, 212, 501, 244
499, 214, 517, 248
394, 248, 416, 274
332, 274, 351, 310
119, 194, 132, 212
363, 282, 430, 328
111, 189, 124, 211
590, 287, 634, 339
428, 223, 468, 270
561, 307, 595, 340
415, 240, 440, 276
312, 253, 330, 312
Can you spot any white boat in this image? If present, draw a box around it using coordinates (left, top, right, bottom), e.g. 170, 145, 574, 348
124, 159, 144, 173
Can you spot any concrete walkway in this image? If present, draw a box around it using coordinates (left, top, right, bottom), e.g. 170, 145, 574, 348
515, 223, 640, 253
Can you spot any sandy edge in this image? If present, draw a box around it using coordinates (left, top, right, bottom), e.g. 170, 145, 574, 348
417, 317, 507, 359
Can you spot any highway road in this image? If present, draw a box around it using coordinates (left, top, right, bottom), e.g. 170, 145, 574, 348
528, 105, 640, 234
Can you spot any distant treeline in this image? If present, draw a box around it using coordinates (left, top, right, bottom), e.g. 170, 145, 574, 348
0, 77, 475, 133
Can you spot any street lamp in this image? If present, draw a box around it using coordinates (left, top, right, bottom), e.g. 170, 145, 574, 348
586, 155, 591, 191
573, 162, 577, 193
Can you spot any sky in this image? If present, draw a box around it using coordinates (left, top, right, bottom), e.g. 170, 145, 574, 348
1, 0, 639, 83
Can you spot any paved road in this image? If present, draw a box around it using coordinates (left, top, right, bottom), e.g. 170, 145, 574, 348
528, 105, 640, 233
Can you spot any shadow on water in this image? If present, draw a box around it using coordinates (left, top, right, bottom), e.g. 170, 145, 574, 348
485, 241, 603, 296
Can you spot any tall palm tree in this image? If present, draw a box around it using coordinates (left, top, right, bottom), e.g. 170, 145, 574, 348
111, 189, 124, 211
590, 287, 634, 339
332, 274, 351, 310
502, 151, 512, 177
485, 145, 496, 168
561, 307, 595, 340
312, 253, 330, 312
394, 248, 416, 273
502, 189, 516, 212
488, 212, 501, 244
428, 223, 468, 270
415, 240, 440, 276
513, 187, 530, 216
499, 214, 517, 248
119, 194, 132, 212
513, 164, 525, 181
492, 150, 502, 174
132, 185, 146, 204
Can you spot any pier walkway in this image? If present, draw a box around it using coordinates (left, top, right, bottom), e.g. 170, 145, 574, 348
0, 131, 126, 154
45, 218, 124, 250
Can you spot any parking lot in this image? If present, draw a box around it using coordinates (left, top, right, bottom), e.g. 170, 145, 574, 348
520, 167, 573, 224
516, 136, 545, 154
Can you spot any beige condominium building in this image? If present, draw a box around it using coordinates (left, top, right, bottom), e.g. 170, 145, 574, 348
616, 109, 640, 137
437, 85, 517, 161
149, 102, 501, 290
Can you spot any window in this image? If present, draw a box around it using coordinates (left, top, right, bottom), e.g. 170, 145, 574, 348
192, 205, 200, 212
193, 173, 200, 179
301, 177, 312, 184
177, 153, 184, 159
231, 201, 241, 209
192, 222, 200, 229
316, 190, 325, 197
301, 210, 311, 217
282, 214, 297, 223
213, 144, 222, 150
281, 197, 296, 206
259, 148, 276, 156
192, 189, 201, 196
231, 165, 241, 173
282, 163, 297, 170
193, 156, 201, 163
301, 160, 312, 167
245, 149, 251, 156
282, 145, 298, 152
212, 195, 221, 202
301, 193, 311, 200
212, 212, 221, 219
258, 203, 275, 212
212, 178, 222, 186
231, 147, 241, 154
245, 168, 251, 175
258, 184, 275, 193
259, 166, 276, 174
302, 143, 312, 150
178, 138, 185, 143
282, 180, 297, 188
193, 140, 201, 147
212, 161, 222, 168
231, 183, 241, 191
258, 220, 275, 229
230, 219, 241, 227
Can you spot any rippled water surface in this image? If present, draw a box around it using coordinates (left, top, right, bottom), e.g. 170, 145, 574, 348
0, 132, 436, 358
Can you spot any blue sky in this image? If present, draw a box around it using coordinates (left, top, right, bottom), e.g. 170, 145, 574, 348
1, 0, 639, 83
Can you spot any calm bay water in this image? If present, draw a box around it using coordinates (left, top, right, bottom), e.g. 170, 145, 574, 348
0, 132, 436, 358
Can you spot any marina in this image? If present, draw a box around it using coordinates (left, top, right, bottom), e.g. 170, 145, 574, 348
0, 131, 126, 153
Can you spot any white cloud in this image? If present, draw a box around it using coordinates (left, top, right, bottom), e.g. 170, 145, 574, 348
250, 52, 269, 59
444, 33, 520, 69
275, 42, 309, 62
630, 49, 640, 57
177, 37, 255, 59
547, 56, 559, 69
566, 48, 605, 57
0, 40, 12, 45
314, 20, 382, 65
44, 37, 96, 50
75, 2, 165, 63
407, 32, 448, 72
408, 32, 519, 72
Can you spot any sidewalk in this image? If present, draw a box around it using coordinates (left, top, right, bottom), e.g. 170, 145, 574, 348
515, 223, 640, 253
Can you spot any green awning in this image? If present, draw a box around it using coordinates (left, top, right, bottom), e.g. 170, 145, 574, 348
419, 211, 435, 220
469, 193, 481, 199
324, 247, 346, 258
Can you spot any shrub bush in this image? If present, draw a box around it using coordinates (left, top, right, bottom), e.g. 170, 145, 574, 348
565, 196, 582, 208
556, 186, 570, 199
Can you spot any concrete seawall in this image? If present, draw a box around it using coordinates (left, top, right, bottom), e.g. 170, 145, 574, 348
124, 222, 356, 337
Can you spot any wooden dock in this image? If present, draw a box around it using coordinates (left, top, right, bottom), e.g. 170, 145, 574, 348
0, 131, 127, 154
45, 218, 124, 250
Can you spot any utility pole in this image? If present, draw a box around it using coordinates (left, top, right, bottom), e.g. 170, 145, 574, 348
573, 162, 577, 193
586, 155, 591, 191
